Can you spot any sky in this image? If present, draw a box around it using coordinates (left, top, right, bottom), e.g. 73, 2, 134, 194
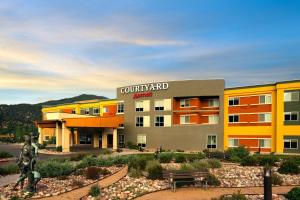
1, 0, 300, 104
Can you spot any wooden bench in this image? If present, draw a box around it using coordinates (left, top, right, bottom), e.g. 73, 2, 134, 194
163, 170, 209, 191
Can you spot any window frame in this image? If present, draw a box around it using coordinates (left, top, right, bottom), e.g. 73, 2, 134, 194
228, 97, 240, 106
137, 134, 146, 148
284, 112, 299, 121
284, 139, 298, 149
136, 116, 144, 127
180, 115, 191, 124
284, 91, 299, 102
259, 94, 272, 104
207, 135, 217, 149
135, 101, 144, 112
208, 115, 219, 124
258, 113, 272, 122
180, 99, 191, 108
228, 114, 240, 123
117, 102, 124, 114
208, 99, 220, 107
154, 99, 164, 111
228, 138, 239, 147
93, 107, 100, 115
154, 115, 164, 127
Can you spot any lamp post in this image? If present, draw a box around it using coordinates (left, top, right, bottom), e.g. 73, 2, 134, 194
264, 167, 272, 200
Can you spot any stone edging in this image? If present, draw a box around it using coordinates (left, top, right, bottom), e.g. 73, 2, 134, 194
34, 166, 127, 199
0, 157, 16, 163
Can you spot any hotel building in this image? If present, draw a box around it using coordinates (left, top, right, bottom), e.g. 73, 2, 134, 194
36, 79, 300, 154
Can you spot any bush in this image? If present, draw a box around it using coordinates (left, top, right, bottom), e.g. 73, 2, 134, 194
285, 187, 300, 200
0, 151, 13, 159
56, 146, 62, 152
127, 141, 139, 150
203, 149, 225, 159
180, 163, 195, 171
128, 155, 148, 170
77, 156, 98, 168
37, 160, 74, 178
207, 159, 222, 168
146, 160, 163, 180
89, 185, 101, 197
159, 153, 173, 163
186, 153, 205, 162
203, 174, 221, 186
128, 168, 143, 178
219, 191, 246, 200
229, 155, 242, 163
70, 154, 86, 161
278, 159, 300, 174
0, 163, 19, 176
174, 153, 186, 163
225, 146, 249, 161
10, 196, 22, 200
99, 149, 112, 155
72, 180, 84, 187
271, 172, 283, 186
191, 159, 209, 171
256, 155, 279, 166
86, 167, 100, 180
116, 148, 123, 153
241, 156, 257, 166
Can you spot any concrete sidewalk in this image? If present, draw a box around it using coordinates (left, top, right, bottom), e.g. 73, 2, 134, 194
136, 186, 298, 200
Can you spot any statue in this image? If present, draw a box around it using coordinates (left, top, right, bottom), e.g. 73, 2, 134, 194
14, 134, 41, 193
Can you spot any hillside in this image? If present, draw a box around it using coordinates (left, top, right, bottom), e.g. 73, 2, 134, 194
0, 94, 107, 135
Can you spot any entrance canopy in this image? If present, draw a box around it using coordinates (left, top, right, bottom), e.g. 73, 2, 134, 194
63, 115, 124, 128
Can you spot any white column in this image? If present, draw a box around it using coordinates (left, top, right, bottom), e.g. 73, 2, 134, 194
62, 122, 71, 152
113, 128, 118, 150
38, 126, 42, 144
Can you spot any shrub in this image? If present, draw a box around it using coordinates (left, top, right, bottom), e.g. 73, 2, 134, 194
256, 155, 279, 166
278, 159, 300, 174
159, 153, 173, 163
37, 160, 74, 178
146, 160, 163, 180
229, 155, 242, 163
99, 149, 112, 155
180, 163, 195, 171
98, 168, 111, 176
225, 146, 249, 161
271, 173, 283, 186
89, 185, 101, 197
86, 167, 100, 180
186, 153, 205, 162
72, 180, 84, 187
128, 155, 148, 170
176, 149, 184, 152
0, 163, 19, 176
174, 153, 186, 163
207, 159, 222, 168
203, 174, 221, 186
129, 168, 142, 178
219, 191, 246, 200
70, 154, 86, 161
0, 151, 13, 159
127, 141, 139, 150
204, 149, 225, 159
116, 148, 123, 153
56, 146, 62, 152
285, 187, 300, 200
10, 196, 22, 200
241, 156, 257, 166
191, 159, 210, 171
77, 156, 98, 168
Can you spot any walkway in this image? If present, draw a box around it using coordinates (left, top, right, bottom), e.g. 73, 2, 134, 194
136, 186, 298, 200
0, 174, 20, 187
41, 166, 128, 200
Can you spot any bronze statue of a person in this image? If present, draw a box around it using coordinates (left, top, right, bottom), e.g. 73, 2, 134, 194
14, 134, 41, 193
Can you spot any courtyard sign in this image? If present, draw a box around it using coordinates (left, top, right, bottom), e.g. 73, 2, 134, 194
120, 82, 169, 94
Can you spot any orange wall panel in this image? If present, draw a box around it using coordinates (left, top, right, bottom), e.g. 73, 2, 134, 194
228, 104, 271, 114
239, 139, 258, 147
240, 96, 259, 105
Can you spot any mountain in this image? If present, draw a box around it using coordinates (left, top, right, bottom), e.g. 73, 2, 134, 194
0, 94, 107, 136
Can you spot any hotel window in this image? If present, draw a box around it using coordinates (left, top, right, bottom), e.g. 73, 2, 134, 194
259, 139, 271, 148
284, 91, 299, 102
80, 108, 86, 115
118, 135, 125, 148
85, 108, 90, 115
284, 139, 298, 149
117, 102, 124, 113
180, 115, 190, 124
137, 134, 146, 148
284, 112, 299, 121
180, 99, 190, 108
208, 115, 219, 124
209, 99, 219, 107
135, 101, 144, 112
155, 116, 164, 127
44, 136, 50, 141
136, 116, 144, 127
228, 138, 239, 147
229, 115, 239, 123
155, 100, 164, 111
259, 94, 272, 104
228, 97, 239, 106
71, 109, 76, 114
207, 135, 217, 149
103, 107, 109, 113
258, 113, 272, 122
93, 107, 100, 115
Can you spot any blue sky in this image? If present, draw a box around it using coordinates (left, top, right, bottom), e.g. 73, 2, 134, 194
1, 0, 300, 104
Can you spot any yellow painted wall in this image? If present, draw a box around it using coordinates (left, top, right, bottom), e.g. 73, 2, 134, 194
224, 85, 277, 151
